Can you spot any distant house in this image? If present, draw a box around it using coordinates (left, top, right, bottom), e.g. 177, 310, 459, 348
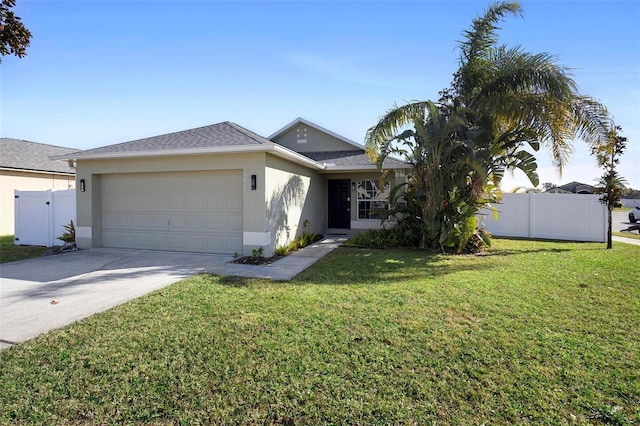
622, 190, 640, 208
545, 181, 595, 195
0, 138, 77, 235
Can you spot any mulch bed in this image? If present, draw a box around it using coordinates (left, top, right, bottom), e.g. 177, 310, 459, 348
232, 255, 284, 266
232, 234, 325, 266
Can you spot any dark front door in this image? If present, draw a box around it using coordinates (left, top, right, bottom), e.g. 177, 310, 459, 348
328, 179, 351, 229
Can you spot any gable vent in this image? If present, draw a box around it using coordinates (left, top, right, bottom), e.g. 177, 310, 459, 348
296, 127, 308, 144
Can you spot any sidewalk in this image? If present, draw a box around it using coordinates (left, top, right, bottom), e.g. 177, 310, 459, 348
208, 236, 348, 280
612, 235, 640, 246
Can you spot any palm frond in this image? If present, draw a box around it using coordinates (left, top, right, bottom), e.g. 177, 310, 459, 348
364, 101, 431, 163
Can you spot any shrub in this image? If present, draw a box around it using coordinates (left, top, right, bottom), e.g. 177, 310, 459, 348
274, 246, 288, 256
346, 229, 404, 249
57, 220, 75, 244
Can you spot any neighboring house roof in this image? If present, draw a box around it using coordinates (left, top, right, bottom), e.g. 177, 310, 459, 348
0, 138, 77, 174
546, 181, 595, 194
57, 120, 410, 172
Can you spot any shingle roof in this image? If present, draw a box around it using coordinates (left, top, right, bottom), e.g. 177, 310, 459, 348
546, 181, 595, 194
67, 121, 273, 158
0, 138, 77, 174
304, 150, 410, 169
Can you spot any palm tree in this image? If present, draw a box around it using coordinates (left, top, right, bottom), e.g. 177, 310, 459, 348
377, 101, 483, 250
366, 1, 609, 251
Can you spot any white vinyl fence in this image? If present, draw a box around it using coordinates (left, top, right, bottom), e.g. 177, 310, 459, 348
14, 189, 76, 247
478, 192, 606, 242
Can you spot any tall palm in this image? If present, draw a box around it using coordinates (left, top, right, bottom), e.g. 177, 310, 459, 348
366, 0, 609, 184
375, 101, 489, 250
365, 1, 610, 252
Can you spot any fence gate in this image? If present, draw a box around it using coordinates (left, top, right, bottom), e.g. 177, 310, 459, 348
14, 189, 76, 247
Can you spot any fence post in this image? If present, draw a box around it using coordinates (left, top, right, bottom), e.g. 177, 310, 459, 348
528, 191, 535, 238
47, 190, 54, 247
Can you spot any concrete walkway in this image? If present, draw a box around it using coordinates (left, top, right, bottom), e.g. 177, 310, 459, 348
208, 236, 347, 280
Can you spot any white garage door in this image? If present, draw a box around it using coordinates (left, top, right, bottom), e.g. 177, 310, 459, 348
100, 171, 243, 254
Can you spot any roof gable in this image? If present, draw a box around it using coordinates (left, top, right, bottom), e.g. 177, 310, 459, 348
0, 138, 77, 174
269, 117, 364, 153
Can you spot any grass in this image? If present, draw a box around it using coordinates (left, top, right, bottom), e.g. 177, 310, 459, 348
0, 235, 47, 263
0, 239, 638, 424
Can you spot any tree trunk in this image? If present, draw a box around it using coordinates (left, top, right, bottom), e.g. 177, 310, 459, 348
607, 207, 612, 249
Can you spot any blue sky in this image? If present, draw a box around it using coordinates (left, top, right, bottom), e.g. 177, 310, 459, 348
2, 0, 639, 190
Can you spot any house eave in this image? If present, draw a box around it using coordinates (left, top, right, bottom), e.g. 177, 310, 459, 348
0, 166, 75, 176
270, 145, 326, 170
322, 164, 412, 172
53, 144, 327, 170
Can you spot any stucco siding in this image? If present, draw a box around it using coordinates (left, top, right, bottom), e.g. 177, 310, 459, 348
0, 170, 75, 235
265, 154, 325, 253
272, 125, 357, 153
75, 153, 266, 254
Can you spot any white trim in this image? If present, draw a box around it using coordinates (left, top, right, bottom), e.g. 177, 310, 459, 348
53, 144, 327, 171
323, 164, 412, 172
269, 117, 365, 150
243, 231, 271, 246
52, 144, 272, 160
0, 167, 75, 176
76, 226, 92, 238
356, 179, 391, 220
270, 145, 326, 170
350, 220, 385, 230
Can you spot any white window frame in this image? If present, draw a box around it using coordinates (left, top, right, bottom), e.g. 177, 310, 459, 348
356, 179, 390, 220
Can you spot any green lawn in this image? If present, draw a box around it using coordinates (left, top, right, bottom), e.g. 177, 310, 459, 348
1, 239, 638, 424
0, 235, 47, 263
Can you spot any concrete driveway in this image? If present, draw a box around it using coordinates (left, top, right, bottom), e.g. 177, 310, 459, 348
0, 248, 232, 350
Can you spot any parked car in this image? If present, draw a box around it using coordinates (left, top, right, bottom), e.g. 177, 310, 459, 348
629, 207, 640, 223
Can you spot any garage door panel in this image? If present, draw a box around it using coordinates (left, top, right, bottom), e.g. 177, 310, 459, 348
101, 171, 243, 254
135, 194, 153, 210
206, 195, 225, 209
227, 214, 243, 230
227, 193, 243, 210
204, 233, 243, 252
225, 175, 243, 192
186, 195, 206, 210
102, 230, 135, 247
102, 212, 135, 228
206, 215, 225, 230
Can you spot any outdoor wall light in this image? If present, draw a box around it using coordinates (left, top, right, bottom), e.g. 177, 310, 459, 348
351, 182, 356, 191
80, 179, 86, 192
251, 174, 257, 190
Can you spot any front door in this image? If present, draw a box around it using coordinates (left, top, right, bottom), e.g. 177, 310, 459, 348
328, 179, 351, 229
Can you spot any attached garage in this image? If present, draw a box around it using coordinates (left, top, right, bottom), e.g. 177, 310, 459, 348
100, 170, 243, 254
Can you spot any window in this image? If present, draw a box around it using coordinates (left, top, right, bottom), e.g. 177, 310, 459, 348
357, 179, 390, 220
